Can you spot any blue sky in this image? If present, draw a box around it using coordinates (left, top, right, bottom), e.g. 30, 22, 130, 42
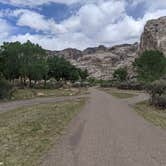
0, 0, 166, 50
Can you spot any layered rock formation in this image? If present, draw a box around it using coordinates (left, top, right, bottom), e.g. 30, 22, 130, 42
49, 43, 138, 80
140, 16, 166, 55
48, 16, 166, 80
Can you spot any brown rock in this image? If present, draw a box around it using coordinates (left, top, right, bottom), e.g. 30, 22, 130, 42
140, 16, 166, 55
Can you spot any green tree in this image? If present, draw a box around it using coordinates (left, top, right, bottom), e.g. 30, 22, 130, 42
0, 42, 22, 81
78, 69, 89, 80
113, 67, 128, 82
21, 41, 48, 87
133, 50, 166, 82
48, 56, 84, 82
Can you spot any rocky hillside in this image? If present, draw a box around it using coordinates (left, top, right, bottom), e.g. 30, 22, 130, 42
48, 16, 166, 80
140, 16, 166, 55
48, 43, 138, 80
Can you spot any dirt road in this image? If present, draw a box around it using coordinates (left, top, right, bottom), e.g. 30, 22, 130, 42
0, 95, 87, 113
41, 88, 166, 166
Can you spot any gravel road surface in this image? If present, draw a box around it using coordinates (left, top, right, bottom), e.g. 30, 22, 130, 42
41, 88, 166, 166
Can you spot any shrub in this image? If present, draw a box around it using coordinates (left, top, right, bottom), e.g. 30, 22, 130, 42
0, 79, 13, 99
146, 80, 166, 108
146, 80, 166, 97
152, 95, 166, 109
87, 77, 100, 86
113, 67, 128, 82
117, 81, 144, 90
100, 80, 114, 88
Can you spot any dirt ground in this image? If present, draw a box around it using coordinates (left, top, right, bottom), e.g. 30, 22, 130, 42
40, 88, 166, 166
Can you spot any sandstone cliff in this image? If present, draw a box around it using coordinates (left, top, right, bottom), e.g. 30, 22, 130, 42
140, 16, 166, 55
48, 43, 138, 80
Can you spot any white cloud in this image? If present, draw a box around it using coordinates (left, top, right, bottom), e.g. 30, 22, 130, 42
0, 0, 118, 7
8, 9, 67, 34
9, 32, 93, 50
0, 0, 82, 7
128, 0, 166, 11
0, 0, 166, 50
0, 18, 12, 45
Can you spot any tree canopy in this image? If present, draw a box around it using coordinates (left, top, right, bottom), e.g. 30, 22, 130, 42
0, 41, 88, 87
133, 50, 166, 82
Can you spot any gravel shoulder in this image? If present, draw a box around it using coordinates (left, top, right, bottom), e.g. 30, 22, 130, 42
40, 88, 166, 166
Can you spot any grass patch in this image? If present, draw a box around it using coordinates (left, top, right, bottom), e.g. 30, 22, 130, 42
134, 101, 166, 128
10, 88, 87, 101
0, 99, 85, 166
110, 92, 136, 99
99, 88, 138, 99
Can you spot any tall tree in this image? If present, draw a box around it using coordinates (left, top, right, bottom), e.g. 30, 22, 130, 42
133, 50, 166, 82
48, 56, 81, 82
0, 42, 22, 81
20, 40, 48, 87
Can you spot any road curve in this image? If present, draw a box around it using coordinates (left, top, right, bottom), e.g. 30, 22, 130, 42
40, 88, 166, 166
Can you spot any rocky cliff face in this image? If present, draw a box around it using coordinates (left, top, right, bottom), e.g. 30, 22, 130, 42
140, 16, 166, 55
48, 16, 166, 80
48, 43, 138, 80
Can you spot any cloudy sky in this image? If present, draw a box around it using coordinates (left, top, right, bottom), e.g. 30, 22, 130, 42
0, 0, 166, 50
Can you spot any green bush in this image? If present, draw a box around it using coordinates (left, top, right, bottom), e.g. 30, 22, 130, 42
146, 80, 166, 108
113, 67, 128, 82
0, 79, 13, 99
152, 95, 166, 109
146, 80, 166, 97
87, 77, 100, 86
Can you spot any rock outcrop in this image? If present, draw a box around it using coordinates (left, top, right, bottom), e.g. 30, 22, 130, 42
140, 16, 166, 55
48, 16, 166, 80
48, 43, 138, 80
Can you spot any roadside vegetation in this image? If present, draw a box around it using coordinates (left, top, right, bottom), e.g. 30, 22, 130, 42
0, 41, 89, 100
10, 88, 87, 101
0, 99, 86, 166
100, 50, 166, 107
134, 101, 166, 128
134, 51, 166, 109
133, 50, 166, 83
98, 50, 166, 128
100, 88, 138, 99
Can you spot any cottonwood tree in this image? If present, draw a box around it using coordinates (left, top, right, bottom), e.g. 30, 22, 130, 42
0, 42, 22, 81
133, 50, 166, 82
20, 41, 48, 87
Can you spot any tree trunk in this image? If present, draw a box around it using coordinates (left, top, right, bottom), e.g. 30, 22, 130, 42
23, 77, 26, 87
29, 78, 32, 88
44, 79, 47, 88
20, 76, 23, 86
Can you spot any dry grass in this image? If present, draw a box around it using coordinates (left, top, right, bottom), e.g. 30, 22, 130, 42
10, 88, 88, 101
134, 101, 166, 128
99, 88, 138, 99
0, 99, 85, 166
